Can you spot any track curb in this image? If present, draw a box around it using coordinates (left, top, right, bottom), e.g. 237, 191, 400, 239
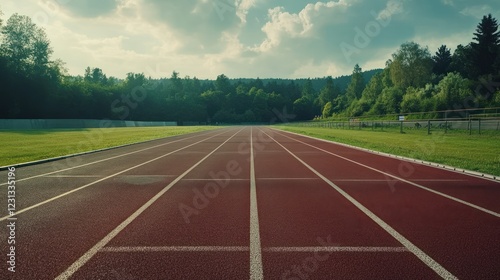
274, 128, 500, 183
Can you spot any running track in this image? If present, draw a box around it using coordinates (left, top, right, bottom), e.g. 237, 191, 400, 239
1, 127, 499, 279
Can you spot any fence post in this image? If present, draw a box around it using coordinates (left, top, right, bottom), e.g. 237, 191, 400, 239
479, 119, 481, 135
427, 120, 431, 135
469, 118, 472, 135
445, 121, 448, 134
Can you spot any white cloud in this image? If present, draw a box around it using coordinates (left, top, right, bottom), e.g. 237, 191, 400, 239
460, 5, 492, 19
256, 1, 350, 52
442, 0, 454, 7
2, 0, 499, 79
236, 0, 258, 23
376, 0, 405, 21
290, 60, 347, 78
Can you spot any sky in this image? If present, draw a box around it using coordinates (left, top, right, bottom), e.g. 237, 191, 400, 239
1, 0, 499, 79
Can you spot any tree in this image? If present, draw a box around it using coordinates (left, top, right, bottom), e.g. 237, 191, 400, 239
301, 78, 315, 97
318, 76, 340, 107
471, 14, 500, 77
450, 44, 473, 78
169, 71, 183, 99
360, 72, 383, 104
345, 64, 365, 102
322, 102, 333, 118
293, 96, 315, 120
0, 13, 53, 75
215, 74, 231, 94
432, 45, 452, 76
433, 72, 473, 110
84, 67, 108, 84
389, 42, 433, 89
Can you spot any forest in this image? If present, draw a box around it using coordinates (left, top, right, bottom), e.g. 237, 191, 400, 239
0, 9, 499, 124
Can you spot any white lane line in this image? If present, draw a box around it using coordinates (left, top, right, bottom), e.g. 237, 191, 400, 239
55, 129, 243, 280
261, 129, 458, 280
0, 130, 218, 186
99, 246, 407, 253
43, 175, 104, 178
263, 246, 408, 253
101, 246, 250, 252
272, 129, 500, 218
249, 127, 264, 280
180, 178, 249, 181
329, 179, 465, 182
257, 177, 319, 180
0, 130, 230, 222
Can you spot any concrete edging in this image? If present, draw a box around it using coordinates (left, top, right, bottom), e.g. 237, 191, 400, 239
274, 128, 500, 183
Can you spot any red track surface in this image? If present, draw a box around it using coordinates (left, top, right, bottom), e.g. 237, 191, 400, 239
0, 127, 499, 279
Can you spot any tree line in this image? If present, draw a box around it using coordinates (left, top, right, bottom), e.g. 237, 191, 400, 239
326, 14, 500, 120
0, 10, 499, 124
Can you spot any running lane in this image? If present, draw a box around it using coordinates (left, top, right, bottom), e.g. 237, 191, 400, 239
0, 128, 236, 280
252, 128, 441, 279
263, 127, 500, 279
56, 128, 253, 279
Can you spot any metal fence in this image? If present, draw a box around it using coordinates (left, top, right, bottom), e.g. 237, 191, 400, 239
0, 119, 178, 130
291, 118, 500, 135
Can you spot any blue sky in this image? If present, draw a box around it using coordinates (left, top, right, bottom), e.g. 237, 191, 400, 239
1, 0, 499, 79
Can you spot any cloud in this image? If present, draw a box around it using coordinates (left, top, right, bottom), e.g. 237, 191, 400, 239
236, 0, 258, 23
58, 0, 118, 18
3, 0, 500, 79
255, 1, 351, 52
376, 0, 405, 21
460, 5, 493, 19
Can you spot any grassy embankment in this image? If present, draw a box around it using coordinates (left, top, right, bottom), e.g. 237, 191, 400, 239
0, 126, 218, 166
276, 125, 500, 176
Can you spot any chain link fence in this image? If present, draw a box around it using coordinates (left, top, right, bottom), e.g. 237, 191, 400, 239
290, 118, 500, 135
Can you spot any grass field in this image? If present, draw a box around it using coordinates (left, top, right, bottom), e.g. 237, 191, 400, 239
0, 126, 218, 167
276, 125, 500, 177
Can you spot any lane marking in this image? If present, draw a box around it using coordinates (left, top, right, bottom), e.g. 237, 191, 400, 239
55, 129, 243, 280
330, 179, 465, 182
180, 178, 249, 181
257, 177, 320, 180
99, 246, 407, 253
43, 175, 104, 178
272, 129, 500, 218
0, 130, 219, 186
249, 127, 264, 280
277, 129, 500, 182
101, 246, 249, 252
263, 246, 408, 253
260, 129, 458, 280
0, 130, 231, 222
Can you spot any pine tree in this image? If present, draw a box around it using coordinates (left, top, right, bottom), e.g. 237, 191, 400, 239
432, 45, 452, 76
471, 14, 500, 77
346, 64, 365, 103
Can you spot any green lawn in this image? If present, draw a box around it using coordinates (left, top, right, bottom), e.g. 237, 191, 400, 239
276, 125, 500, 176
0, 126, 219, 166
